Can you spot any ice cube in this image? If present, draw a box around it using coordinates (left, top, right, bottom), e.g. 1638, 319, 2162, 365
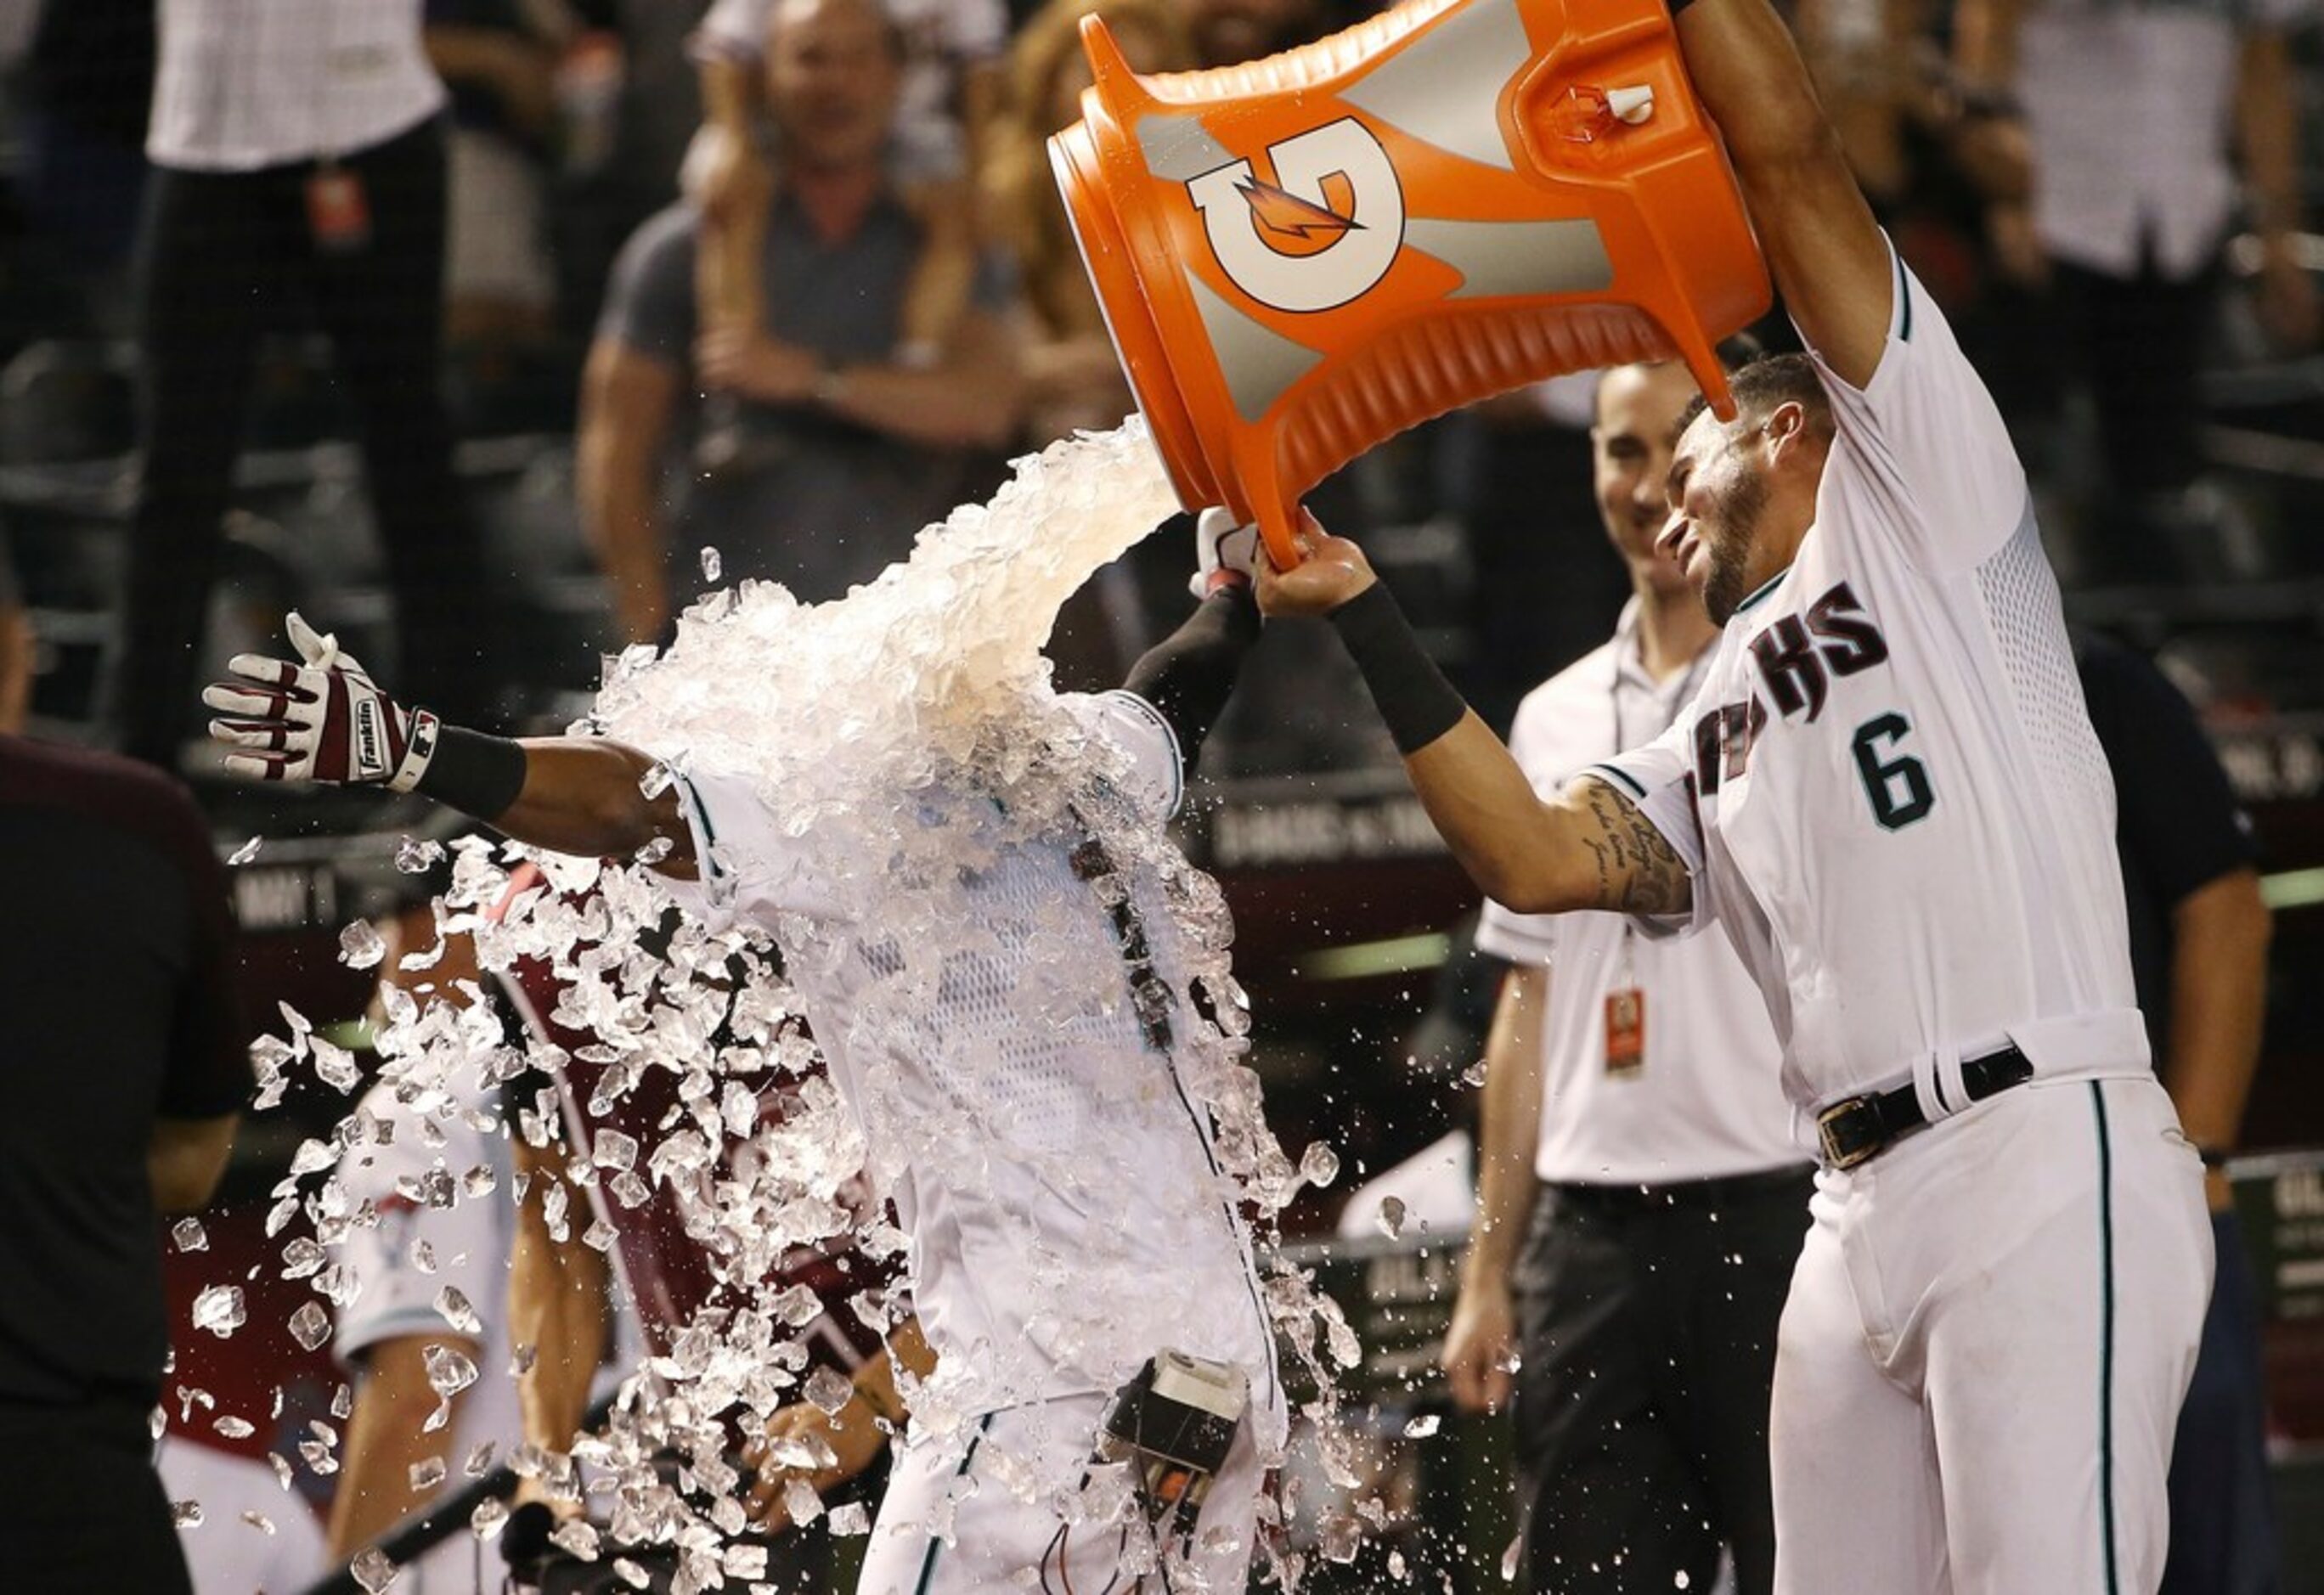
192, 1286, 246, 1338
434, 1286, 482, 1336
803, 1367, 855, 1417
285, 1304, 330, 1352
470, 1497, 509, 1540
228, 837, 262, 865
349, 1547, 398, 1592
240, 1510, 276, 1536
700, 546, 722, 582
339, 921, 386, 970
1402, 1414, 1441, 1439
408, 1457, 446, 1491
424, 1344, 478, 1397
1376, 1196, 1407, 1241
1300, 1141, 1340, 1189
172, 1218, 208, 1253
213, 1416, 255, 1440
826, 1502, 871, 1536
395, 837, 447, 874
172, 1499, 204, 1527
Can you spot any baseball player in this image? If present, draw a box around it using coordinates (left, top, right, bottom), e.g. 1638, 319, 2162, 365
1440, 352, 1812, 1595
201, 514, 1288, 1592
1258, 0, 2211, 1587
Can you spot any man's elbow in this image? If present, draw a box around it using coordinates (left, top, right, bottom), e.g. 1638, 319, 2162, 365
1476, 855, 1595, 918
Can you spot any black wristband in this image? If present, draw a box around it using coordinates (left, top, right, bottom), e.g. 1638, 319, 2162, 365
1327, 582, 1469, 755
415, 724, 529, 822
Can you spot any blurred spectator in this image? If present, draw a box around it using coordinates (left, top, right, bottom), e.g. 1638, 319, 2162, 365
1956, 0, 2320, 580
578, 0, 1022, 645
1171, 0, 1323, 66
0, 580, 250, 1590
13, 0, 155, 323
985, 0, 1194, 446
2074, 629, 2278, 1595
425, 0, 579, 355
687, 0, 1008, 397
110, 0, 499, 770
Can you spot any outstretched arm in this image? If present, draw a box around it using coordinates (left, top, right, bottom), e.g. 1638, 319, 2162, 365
1676, 0, 1895, 387
203, 616, 697, 873
1258, 533, 1691, 917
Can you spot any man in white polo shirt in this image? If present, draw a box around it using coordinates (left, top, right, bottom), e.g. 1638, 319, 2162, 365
1440, 353, 1809, 1595
113, 0, 494, 769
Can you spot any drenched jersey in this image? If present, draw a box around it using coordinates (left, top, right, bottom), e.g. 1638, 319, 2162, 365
1599, 244, 2145, 1113
671, 693, 1283, 1437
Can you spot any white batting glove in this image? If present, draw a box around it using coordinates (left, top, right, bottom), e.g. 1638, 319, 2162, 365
202, 612, 441, 790
1190, 508, 1261, 600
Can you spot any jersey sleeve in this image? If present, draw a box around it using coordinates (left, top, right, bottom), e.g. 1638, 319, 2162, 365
1805, 236, 2031, 576
1588, 708, 1717, 941
333, 1113, 498, 1366
668, 767, 854, 933
1059, 690, 1184, 824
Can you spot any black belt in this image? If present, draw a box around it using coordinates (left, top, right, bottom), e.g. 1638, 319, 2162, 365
1816, 1043, 2035, 1170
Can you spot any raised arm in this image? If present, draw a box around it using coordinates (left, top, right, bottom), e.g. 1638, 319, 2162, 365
202, 615, 697, 871
1257, 531, 1690, 917
1675, 0, 1895, 388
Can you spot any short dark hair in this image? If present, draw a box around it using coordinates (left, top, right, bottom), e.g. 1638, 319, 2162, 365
1676, 351, 1835, 445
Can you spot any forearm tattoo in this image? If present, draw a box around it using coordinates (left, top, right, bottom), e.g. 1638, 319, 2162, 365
1577, 779, 1691, 916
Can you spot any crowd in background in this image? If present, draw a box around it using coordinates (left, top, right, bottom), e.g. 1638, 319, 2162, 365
0, 0, 2311, 772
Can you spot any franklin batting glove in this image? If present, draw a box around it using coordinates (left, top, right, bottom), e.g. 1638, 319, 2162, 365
202, 612, 441, 790
1190, 507, 1261, 600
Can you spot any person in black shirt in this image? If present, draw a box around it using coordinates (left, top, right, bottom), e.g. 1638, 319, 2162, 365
0, 583, 251, 1592
2074, 628, 2277, 1594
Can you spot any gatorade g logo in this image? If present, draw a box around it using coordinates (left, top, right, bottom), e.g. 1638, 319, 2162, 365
1187, 118, 1405, 314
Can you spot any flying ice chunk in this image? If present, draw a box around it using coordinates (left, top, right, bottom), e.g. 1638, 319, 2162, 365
349, 1547, 398, 1592
424, 1344, 479, 1397
470, 1498, 509, 1541
288, 1304, 332, 1352
1376, 1196, 1407, 1241
339, 921, 386, 970
827, 1502, 872, 1537
435, 1286, 482, 1336
228, 837, 262, 865
1300, 1142, 1340, 1189
172, 1217, 208, 1253
408, 1457, 446, 1491
214, 1416, 255, 1440
803, 1367, 855, 1417
240, 1510, 276, 1536
396, 837, 447, 874
172, 1500, 204, 1528
1402, 1414, 1441, 1439
550, 1519, 601, 1561
590, 1129, 639, 1173
700, 546, 722, 582
312, 1039, 362, 1094
192, 1286, 246, 1338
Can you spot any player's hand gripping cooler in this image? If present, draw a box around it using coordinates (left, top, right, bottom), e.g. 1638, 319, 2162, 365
1051, 0, 1771, 569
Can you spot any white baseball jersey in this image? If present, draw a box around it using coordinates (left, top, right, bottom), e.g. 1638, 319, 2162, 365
1479, 605, 1804, 1184
1599, 243, 2147, 1115
156, 1440, 328, 1595
669, 692, 1283, 1441
149, 0, 445, 171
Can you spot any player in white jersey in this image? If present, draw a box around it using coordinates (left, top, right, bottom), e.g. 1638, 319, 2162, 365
200, 516, 1285, 1593
1257, 0, 2210, 1587
1441, 355, 1813, 1595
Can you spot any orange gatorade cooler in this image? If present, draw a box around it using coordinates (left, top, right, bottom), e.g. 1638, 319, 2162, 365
1051, 0, 1771, 567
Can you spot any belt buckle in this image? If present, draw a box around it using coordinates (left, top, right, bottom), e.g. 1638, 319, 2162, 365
1816, 1096, 1881, 1170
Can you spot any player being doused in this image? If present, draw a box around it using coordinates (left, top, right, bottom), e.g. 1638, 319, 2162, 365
205, 472, 1312, 1593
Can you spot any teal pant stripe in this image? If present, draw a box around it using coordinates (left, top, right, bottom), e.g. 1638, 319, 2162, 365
2090, 1082, 2119, 1595
913, 1414, 992, 1595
